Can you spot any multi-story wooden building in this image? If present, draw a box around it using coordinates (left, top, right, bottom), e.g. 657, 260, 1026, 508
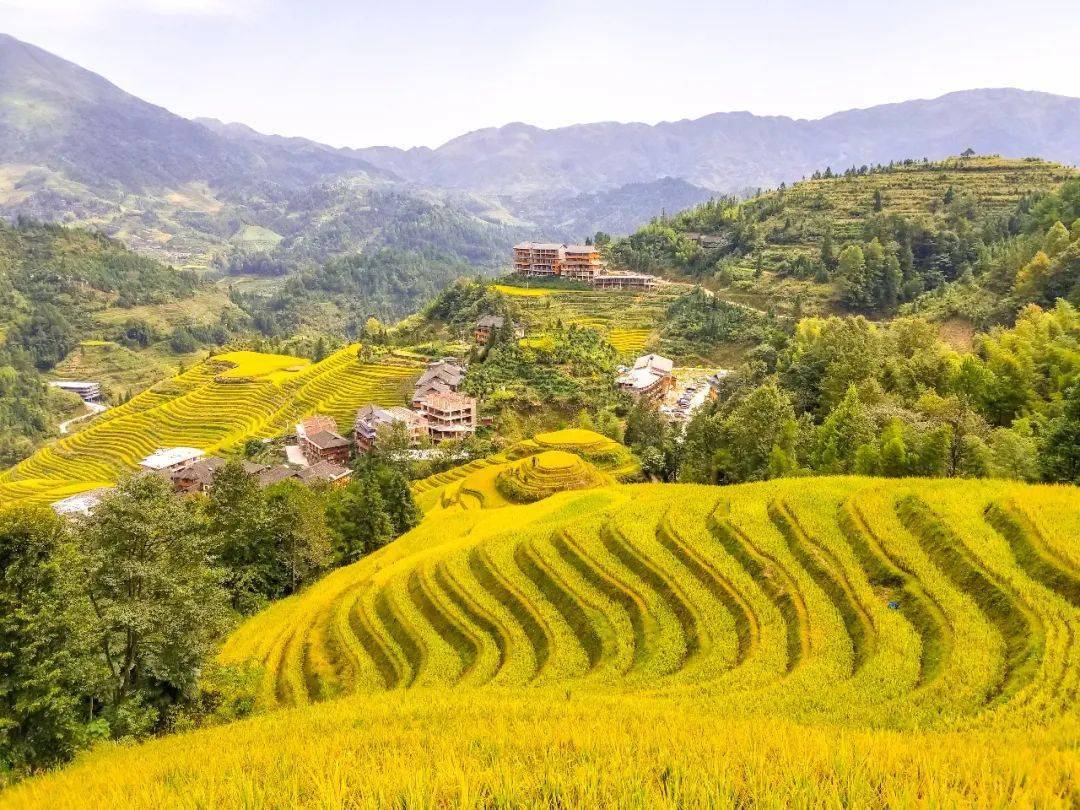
512, 242, 605, 281
417, 391, 477, 442
296, 415, 351, 466
354, 405, 427, 452
411, 359, 467, 407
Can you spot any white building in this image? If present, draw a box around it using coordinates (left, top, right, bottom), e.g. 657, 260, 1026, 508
49, 380, 103, 402
138, 447, 205, 472
616, 354, 675, 401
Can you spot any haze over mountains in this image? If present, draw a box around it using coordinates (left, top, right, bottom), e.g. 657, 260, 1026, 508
2, 31, 1080, 269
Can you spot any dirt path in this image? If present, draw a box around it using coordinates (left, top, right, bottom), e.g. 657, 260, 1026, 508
59, 401, 109, 435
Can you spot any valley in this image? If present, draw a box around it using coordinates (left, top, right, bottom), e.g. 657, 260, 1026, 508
1, 18, 1079, 809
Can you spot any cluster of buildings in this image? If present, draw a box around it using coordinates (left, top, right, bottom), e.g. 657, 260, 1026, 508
512, 242, 659, 291
359, 359, 478, 449
616, 353, 675, 402
50, 444, 353, 518
50, 357, 485, 519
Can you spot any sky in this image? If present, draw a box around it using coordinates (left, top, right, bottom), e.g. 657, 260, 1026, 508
2, 0, 1079, 149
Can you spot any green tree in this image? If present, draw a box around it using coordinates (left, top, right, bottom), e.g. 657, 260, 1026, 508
263, 482, 332, 593
326, 476, 393, 565
80, 475, 229, 735
915, 425, 952, 477
205, 460, 273, 613
1041, 385, 1080, 483
814, 385, 875, 473
716, 381, 797, 483
1044, 220, 1071, 258
0, 507, 97, 772
879, 419, 909, 477
838, 244, 871, 309
819, 229, 836, 271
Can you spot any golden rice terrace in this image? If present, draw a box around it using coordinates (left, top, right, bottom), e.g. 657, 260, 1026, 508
4, 466, 1078, 807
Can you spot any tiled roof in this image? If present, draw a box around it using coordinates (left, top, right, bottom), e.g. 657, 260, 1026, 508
305, 429, 350, 450
420, 391, 476, 412
298, 460, 351, 483
258, 467, 300, 487
297, 415, 337, 439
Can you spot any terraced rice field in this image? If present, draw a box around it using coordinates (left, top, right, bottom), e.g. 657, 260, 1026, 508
215, 474, 1080, 723
411, 429, 639, 513
494, 284, 684, 356
0, 347, 420, 507
733, 157, 1077, 282
5, 474, 1079, 807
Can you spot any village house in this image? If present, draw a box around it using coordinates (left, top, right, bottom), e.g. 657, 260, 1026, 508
616, 353, 675, 401
417, 391, 477, 441
297, 460, 352, 489
355, 404, 427, 452
49, 380, 103, 402
474, 314, 526, 344
258, 466, 302, 488
138, 446, 205, 473
169, 457, 268, 494
296, 415, 351, 466
590, 272, 659, 292
411, 359, 466, 407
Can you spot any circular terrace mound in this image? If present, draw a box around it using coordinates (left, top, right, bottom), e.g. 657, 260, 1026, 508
495, 450, 610, 503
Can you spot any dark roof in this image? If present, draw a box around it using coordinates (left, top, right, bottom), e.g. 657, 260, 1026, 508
298, 460, 351, 483
258, 467, 300, 487
477, 314, 506, 329
171, 456, 227, 485
305, 429, 350, 450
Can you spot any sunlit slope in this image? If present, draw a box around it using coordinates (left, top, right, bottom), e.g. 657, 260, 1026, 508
0, 347, 420, 507
5, 475, 1079, 809
3, 690, 1075, 809
410, 429, 639, 513
492, 284, 683, 355
218, 476, 1080, 730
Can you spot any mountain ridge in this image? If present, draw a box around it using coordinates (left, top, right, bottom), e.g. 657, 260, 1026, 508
4, 33, 1080, 268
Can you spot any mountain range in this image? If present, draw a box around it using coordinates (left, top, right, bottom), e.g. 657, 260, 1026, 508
2, 32, 1080, 271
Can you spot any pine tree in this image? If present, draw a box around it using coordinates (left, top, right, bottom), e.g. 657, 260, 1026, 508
820, 229, 836, 271
1044, 221, 1071, 257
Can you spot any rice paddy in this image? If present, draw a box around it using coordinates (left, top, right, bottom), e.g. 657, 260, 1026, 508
0, 347, 421, 508
7, 472, 1077, 808
494, 284, 685, 356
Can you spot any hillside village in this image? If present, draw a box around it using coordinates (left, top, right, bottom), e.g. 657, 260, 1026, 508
44, 240, 695, 518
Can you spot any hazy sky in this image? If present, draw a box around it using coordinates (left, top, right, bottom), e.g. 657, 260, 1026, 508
2, 0, 1079, 149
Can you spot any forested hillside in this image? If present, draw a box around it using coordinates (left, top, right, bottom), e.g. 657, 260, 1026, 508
0, 221, 209, 464
610, 157, 1077, 323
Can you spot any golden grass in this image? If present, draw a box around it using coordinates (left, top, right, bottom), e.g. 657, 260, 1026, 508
6, 474, 1079, 808
2, 691, 1074, 809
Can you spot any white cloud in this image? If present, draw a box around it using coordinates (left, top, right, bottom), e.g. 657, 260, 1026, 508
0, 0, 256, 18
